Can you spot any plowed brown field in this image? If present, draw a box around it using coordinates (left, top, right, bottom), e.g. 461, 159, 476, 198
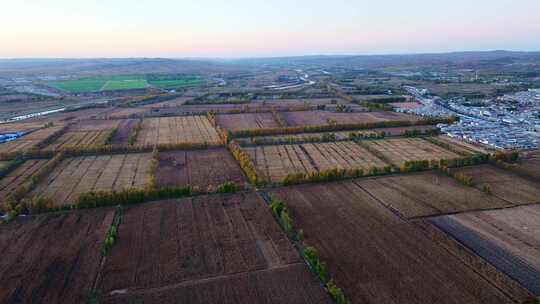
0, 208, 115, 303
156, 149, 246, 189
269, 182, 516, 304
99, 193, 330, 304
431, 205, 540, 295
357, 171, 511, 218
451, 164, 540, 205
216, 113, 279, 131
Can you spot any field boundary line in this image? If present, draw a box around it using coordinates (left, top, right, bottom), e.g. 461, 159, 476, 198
409, 201, 540, 221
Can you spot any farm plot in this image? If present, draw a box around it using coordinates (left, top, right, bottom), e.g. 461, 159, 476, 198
364, 137, 460, 165
216, 113, 280, 131
281, 110, 419, 127
430, 205, 540, 295
101, 107, 148, 119
0, 208, 115, 303
99, 193, 330, 304
43, 130, 110, 151
0, 124, 64, 154
269, 182, 517, 304
70, 119, 121, 132
245, 125, 438, 145
156, 149, 246, 189
451, 165, 540, 205
356, 171, 511, 218
111, 119, 138, 145
137, 116, 221, 146
0, 161, 8, 170
244, 141, 387, 182
0, 159, 50, 202
30, 153, 152, 205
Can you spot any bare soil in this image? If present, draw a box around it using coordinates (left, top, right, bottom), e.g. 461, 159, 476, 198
156, 149, 246, 189
269, 181, 516, 304
357, 171, 511, 218
99, 193, 329, 303
430, 205, 540, 295
0, 208, 115, 303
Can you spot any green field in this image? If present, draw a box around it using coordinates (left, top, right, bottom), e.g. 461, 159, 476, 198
47, 75, 202, 93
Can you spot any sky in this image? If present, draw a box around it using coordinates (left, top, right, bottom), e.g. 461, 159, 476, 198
1, 0, 540, 58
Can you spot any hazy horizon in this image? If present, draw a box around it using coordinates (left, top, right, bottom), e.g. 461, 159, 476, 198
2, 0, 540, 58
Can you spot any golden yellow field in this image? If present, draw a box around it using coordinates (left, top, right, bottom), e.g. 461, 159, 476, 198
30, 153, 152, 205
244, 141, 388, 182
137, 116, 221, 146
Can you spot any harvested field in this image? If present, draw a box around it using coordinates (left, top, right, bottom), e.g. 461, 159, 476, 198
0, 159, 50, 201
504, 157, 540, 183
357, 171, 511, 218
245, 125, 438, 144
364, 137, 460, 165
142, 97, 191, 108
0, 124, 65, 154
137, 116, 221, 146
451, 164, 540, 205
269, 182, 517, 304
43, 130, 110, 151
156, 149, 246, 189
433, 135, 490, 154
30, 153, 152, 205
99, 193, 330, 303
0, 121, 45, 133
216, 113, 279, 131
431, 205, 540, 294
102, 107, 148, 119
390, 101, 423, 110
244, 141, 387, 182
281, 110, 419, 127
70, 119, 121, 132
0, 208, 115, 303
111, 119, 138, 145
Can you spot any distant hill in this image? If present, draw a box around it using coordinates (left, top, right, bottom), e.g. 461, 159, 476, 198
1, 51, 539, 76
0, 58, 229, 77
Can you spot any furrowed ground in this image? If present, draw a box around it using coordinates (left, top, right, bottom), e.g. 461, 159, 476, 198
0, 208, 115, 303
269, 182, 521, 303
30, 153, 152, 206
216, 112, 280, 131
99, 193, 331, 304
281, 110, 420, 127
451, 164, 540, 205
156, 148, 247, 189
356, 171, 512, 218
430, 204, 540, 295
